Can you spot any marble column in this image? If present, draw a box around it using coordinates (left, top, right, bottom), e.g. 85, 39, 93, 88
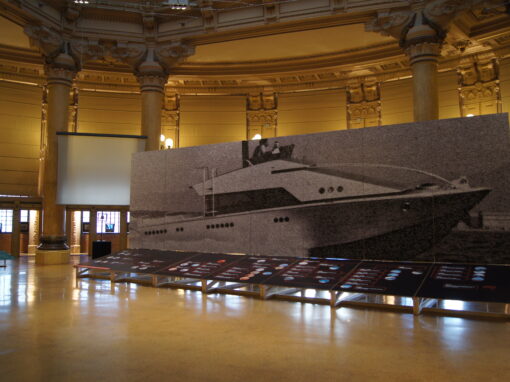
136, 54, 168, 151
36, 53, 77, 265
119, 210, 128, 251
10, 203, 20, 257
88, 209, 97, 256
366, 6, 456, 123
27, 209, 40, 255
405, 41, 441, 122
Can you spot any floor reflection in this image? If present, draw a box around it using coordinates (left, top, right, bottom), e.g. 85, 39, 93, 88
1, 257, 510, 381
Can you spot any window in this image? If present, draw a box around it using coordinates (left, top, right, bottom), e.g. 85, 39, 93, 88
0, 210, 13, 233
20, 210, 29, 223
97, 211, 120, 234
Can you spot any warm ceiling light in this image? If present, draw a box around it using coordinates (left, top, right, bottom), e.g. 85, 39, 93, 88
160, 134, 166, 142
165, 138, 174, 148
251, 134, 262, 140
466, 114, 475, 117
165, 0, 189, 10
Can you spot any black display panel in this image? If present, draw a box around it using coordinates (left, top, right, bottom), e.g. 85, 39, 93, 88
334, 261, 432, 296
86, 249, 195, 273
209, 256, 300, 283
155, 253, 243, 278
263, 258, 360, 290
416, 263, 510, 303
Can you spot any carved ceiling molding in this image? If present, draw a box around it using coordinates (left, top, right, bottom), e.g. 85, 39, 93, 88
2, 48, 510, 95
69, 39, 147, 69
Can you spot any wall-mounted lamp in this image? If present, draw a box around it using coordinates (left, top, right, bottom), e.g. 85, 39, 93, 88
165, 138, 174, 149
251, 134, 262, 140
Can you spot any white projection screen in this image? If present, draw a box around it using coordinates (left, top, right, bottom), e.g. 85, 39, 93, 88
57, 133, 146, 205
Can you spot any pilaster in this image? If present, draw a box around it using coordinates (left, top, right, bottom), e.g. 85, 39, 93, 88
346, 78, 381, 129
246, 93, 278, 140
161, 93, 180, 149
458, 55, 501, 116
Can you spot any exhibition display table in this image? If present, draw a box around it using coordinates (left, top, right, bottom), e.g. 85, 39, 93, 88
74, 249, 510, 320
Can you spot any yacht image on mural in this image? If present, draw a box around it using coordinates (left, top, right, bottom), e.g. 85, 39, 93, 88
130, 142, 490, 259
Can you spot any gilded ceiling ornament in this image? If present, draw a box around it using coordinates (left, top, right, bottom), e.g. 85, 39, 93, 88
365, 10, 413, 38
70, 40, 147, 69
24, 25, 63, 58
155, 41, 195, 71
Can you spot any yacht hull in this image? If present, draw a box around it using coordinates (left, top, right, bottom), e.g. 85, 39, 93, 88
131, 188, 489, 259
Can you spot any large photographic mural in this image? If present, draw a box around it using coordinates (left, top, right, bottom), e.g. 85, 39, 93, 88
130, 114, 510, 263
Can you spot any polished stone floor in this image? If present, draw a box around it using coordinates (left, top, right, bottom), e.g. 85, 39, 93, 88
1, 257, 509, 382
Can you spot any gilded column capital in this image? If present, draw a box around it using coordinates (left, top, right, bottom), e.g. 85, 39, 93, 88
366, 0, 488, 49
405, 41, 442, 64
45, 53, 78, 86
137, 74, 168, 93
136, 48, 169, 93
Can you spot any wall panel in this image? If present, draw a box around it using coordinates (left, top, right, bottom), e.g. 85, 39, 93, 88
278, 89, 346, 136
499, 58, 510, 120
180, 95, 245, 147
380, 78, 413, 126
77, 91, 141, 136
438, 70, 461, 120
0, 80, 41, 196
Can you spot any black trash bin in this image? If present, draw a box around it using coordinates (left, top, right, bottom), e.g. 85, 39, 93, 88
92, 240, 112, 259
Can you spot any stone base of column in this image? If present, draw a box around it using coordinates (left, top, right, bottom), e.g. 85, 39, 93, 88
27, 245, 38, 255
70, 244, 81, 254
35, 249, 70, 265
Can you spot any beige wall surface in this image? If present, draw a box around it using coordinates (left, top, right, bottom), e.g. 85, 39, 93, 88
380, 78, 414, 126
180, 95, 246, 147
0, 80, 41, 196
278, 89, 346, 136
77, 91, 141, 136
438, 70, 461, 120
499, 59, 510, 119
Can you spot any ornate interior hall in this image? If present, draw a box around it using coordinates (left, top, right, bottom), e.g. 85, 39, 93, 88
1, 0, 510, 381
